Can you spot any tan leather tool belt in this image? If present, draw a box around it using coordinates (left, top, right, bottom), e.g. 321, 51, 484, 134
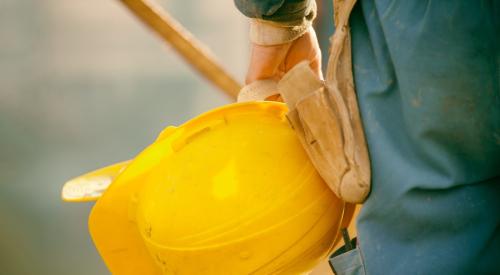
279, 0, 370, 203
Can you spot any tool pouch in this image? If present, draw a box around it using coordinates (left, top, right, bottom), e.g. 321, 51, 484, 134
279, 0, 370, 203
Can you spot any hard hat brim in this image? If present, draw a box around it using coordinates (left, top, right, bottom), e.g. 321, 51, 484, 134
61, 160, 131, 202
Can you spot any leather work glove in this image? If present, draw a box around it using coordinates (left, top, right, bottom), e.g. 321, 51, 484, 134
234, 0, 321, 86
236, 0, 322, 102
245, 27, 323, 85
238, 25, 323, 102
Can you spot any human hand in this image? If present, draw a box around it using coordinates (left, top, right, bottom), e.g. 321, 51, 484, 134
245, 28, 323, 85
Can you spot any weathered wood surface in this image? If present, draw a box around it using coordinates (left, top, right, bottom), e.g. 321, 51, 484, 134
120, 0, 242, 98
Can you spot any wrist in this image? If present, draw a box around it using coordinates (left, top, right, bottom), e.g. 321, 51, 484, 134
250, 19, 313, 46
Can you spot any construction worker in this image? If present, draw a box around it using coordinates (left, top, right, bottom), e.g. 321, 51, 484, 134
234, 0, 500, 274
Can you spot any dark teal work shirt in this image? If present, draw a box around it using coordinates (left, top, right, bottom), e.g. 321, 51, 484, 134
235, 1, 500, 274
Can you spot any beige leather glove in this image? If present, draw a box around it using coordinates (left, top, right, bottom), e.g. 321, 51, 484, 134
238, 19, 323, 102
246, 25, 323, 85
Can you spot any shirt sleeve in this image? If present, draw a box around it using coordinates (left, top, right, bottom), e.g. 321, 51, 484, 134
234, 0, 317, 45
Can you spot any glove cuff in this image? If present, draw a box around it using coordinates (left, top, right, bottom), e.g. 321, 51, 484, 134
250, 19, 313, 46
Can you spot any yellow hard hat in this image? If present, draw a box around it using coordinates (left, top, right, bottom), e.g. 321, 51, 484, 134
62, 102, 351, 274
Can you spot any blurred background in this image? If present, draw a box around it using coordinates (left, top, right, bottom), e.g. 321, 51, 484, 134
0, 0, 333, 274
0, 0, 245, 274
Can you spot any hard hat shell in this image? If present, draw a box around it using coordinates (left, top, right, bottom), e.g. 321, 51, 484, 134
87, 102, 347, 274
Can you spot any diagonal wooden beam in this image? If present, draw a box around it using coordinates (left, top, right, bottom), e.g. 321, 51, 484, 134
120, 0, 241, 98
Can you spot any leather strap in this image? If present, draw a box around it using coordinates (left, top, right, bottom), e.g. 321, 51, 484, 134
237, 79, 279, 102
